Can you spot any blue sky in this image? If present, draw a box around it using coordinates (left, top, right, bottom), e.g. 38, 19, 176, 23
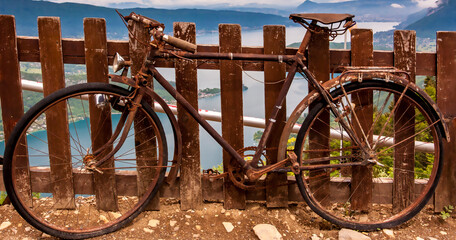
45, 0, 439, 9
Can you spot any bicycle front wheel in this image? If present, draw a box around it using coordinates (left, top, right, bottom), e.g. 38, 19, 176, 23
3, 83, 168, 239
294, 80, 444, 230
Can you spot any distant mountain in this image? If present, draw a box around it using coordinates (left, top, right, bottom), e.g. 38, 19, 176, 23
405, 0, 456, 38
297, 0, 422, 21
0, 0, 291, 39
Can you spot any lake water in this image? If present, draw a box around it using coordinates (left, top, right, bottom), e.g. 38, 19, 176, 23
0, 22, 398, 170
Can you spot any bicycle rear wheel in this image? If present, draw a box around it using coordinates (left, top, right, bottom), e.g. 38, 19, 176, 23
3, 83, 167, 239
294, 80, 444, 230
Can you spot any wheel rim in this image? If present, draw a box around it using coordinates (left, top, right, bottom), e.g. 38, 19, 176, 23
294, 82, 442, 228
7, 88, 167, 236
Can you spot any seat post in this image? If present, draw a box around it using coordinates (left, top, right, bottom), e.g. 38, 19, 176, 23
297, 20, 316, 55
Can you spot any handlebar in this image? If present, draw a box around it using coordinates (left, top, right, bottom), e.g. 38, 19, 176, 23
124, 12, 197, 53
162, 34, 197, 53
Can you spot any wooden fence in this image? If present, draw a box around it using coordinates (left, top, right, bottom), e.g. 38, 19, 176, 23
1, 14, 456, 211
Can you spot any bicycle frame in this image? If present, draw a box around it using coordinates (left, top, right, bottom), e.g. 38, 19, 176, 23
98, 25, 366, 182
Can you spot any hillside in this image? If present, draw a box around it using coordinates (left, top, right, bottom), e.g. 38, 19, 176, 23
297, 0, 422, 21
405, 0, 456, 38
0, 0, 291, 39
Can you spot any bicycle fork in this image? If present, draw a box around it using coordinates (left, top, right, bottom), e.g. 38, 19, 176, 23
84, 87, 146, 172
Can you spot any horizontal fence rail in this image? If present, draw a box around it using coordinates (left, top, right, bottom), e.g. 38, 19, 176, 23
1, 14, 456, 211
20, 79, 436, 153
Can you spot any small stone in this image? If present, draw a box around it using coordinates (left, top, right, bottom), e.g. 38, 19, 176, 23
185, 222, 190, 226
148, 219, 160, 228
18, 223, 22, 227
110, 212, 122, 219
195, 225, 202, 231
41, 233, 53, 238
250, 204, 260, 211
99, 215, 109, 223
25, 227, 31, 232
359, 215, 369, 222
173, 226, 180, 231
383, 229, 395, 238
185, 215, 191, 219
416, 237, 424, 240
253, 224, 282, 240
339, 228, 371, 240
170, 220, 177, 227
290, 214, 296, 221
427, 237, 438, 240
0, 221, 11, 230
221, 209, 226, 214
440, 231, 447, 235
215, 214, 219, 217
311, 234, 320, 240
222, 222, 234, 233
143, 228, 154, 233
193, 234, 200, 238
225, 212, 231, 216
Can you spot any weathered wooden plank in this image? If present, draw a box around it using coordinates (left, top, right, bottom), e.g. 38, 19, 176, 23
263, 25, 288, 208
0, 166, 430, 204
175, 22, 203, 210
435, 31, 456, 211
416, 52, 436, 76
393, 30, 416, 212
14, 36, 438, 75
84, 18, 118, 211
219, 24, 246, 209
126, 17, 160, 210
350, 28, 374, 211
308, 30, 331, 206
38, 17, 75, 209
0, 15, 32, 207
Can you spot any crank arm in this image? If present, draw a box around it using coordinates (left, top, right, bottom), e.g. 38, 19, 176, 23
246, 157, 290, 182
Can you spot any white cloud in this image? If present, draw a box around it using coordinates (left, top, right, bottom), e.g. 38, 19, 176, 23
46, 0, 305, 7
390, 3, 404, 8
412, 0, 439, 8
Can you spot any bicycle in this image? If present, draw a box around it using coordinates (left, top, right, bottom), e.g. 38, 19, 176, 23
2, 12, 449, 239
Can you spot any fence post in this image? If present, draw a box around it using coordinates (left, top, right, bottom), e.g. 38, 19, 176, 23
127, 17, 160, 210
0, 15, 32, 206
435, 31, 456, 211
219, 24, 246, 209
263, 25, 288, 208
83, 18, 118, 211
350, 29, 374, 210
174, 22, 203, 210
308, 29, 330, 205
393, 30, 416, 212
38, 17, 75, 209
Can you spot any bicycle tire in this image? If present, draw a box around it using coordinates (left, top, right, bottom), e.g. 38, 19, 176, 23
294, 80, 444, 230
3, 82, 168, 239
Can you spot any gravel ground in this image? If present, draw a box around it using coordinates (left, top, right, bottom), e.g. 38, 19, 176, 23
0, 199, 454, 239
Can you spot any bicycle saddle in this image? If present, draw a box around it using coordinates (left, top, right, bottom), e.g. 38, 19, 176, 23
289, 13, 354, 25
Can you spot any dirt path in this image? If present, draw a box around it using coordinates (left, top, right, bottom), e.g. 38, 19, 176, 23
0, 199, 454, 239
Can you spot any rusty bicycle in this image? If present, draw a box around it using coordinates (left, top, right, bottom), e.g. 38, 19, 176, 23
3, 12, 448, 239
